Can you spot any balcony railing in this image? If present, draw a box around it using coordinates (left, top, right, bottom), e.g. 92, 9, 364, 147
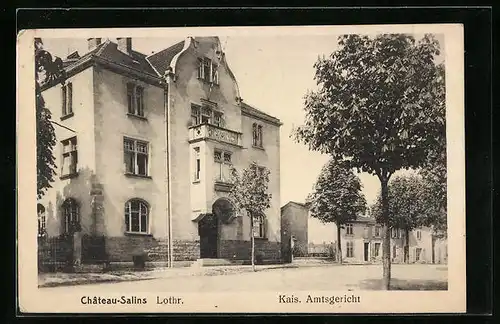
189, 123, 242, 147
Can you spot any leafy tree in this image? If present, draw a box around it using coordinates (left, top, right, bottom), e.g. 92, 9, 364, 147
293, 34, 445, 289
35, 38, 65, 199
420, 137, 447, 239
229, 162, 272, 271
306, 159, 366, 264
372, 174, 427, 263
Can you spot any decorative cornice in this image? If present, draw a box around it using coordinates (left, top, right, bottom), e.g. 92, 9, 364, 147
241, 107, 283, 127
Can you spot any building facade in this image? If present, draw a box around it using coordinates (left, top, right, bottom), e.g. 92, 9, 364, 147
37, 36, 282, 268
280, 201, 447, 264
280, 201, 336, 258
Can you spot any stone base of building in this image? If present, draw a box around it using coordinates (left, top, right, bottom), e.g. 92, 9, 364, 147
219, 239, 281, 263
38, 234, 282, 272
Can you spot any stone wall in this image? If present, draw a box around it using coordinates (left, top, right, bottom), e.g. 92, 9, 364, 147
105, 236, 168, 262
172, 240, 200, 261
219, 239, 281, 262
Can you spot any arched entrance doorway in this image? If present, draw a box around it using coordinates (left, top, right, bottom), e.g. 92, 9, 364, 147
198, 198, 235, 259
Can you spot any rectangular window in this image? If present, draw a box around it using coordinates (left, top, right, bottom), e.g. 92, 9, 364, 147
252, 123, 263, 148
197, 58, 204, 79
212, 65, 219, 85
135, 86, 144, 116
346, 241, 354, 258
124, 138, 149, 176
201, 106, 212, 124
374, 226, 380, 237
391, 228, 397, 239
253, 215, 265, 238
415, 248, 422, 261
191, 105, 201, 126
126, 83, 145, 117
214, 149, 231, 182
61, 137, 78, 176
193, 147, 200, 181
198, 58, 219, 84
346, 223, 353, 235
416, 230, 422, 240
203, 58, 211, 82
374, 242, 381, 257
213, 111, 223, 127
61, 82, 73, 116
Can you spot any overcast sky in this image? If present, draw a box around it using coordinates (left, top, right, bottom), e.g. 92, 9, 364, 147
42, 33, 444, 208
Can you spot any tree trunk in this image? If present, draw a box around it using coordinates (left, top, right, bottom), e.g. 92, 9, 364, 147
381, 178, 391, 290
404, 228, 410, 264
431, 234, 436, 264
250, 212, 255, 272
337, 224, 343, 264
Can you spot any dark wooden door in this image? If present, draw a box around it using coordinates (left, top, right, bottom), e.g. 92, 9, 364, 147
364, 242, 369, 262
199, 214, 219, 258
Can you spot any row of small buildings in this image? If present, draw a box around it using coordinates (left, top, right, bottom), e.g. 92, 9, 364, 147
280, 201, 448, 264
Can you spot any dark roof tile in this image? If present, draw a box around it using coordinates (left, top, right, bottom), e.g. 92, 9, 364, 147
146, 41, 185, 77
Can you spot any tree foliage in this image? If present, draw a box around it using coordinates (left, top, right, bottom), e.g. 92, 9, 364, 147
293, 33, 445, 288
229, 162, 272, 216
419, 134, 447, 238
372, 174, 427, 230
307, 159, 366, 226
294, 34, 445, 178
228, 162, 272, 270
307, 159, 366, 264
35, 38, 65, 199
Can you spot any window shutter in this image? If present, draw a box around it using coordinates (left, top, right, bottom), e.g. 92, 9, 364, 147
264, 217, 268, 238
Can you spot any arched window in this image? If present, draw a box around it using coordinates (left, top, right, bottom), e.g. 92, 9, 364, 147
125, 199, 149, 234
62, 198, 80, 234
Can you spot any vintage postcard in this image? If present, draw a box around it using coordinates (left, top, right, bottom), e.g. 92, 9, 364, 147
17, 24, 465, 313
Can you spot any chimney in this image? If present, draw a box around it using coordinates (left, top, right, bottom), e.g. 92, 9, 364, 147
87, 38, 102, 51
117, 37, 132, 55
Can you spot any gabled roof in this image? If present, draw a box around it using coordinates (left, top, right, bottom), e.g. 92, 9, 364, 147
146, 41, 185, 77
61, 40, 158, 79
97, 41, 158, 77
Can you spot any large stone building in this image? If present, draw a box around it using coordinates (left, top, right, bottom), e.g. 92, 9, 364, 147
281, 201, 447, 264
37, 36, 282, 268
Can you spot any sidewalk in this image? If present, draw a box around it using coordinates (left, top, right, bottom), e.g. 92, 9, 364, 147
38, 263, 301, 288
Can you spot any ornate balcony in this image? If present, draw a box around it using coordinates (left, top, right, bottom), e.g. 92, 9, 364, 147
188, 123, 242, 147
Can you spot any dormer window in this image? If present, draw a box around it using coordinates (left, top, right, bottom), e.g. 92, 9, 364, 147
198, 57, 219, 85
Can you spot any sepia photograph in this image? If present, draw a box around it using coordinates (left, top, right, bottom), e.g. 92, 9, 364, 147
17, 24, 465, 313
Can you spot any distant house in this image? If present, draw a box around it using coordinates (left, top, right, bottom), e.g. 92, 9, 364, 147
280, 201, 447, 264
280, 201, 335, 258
